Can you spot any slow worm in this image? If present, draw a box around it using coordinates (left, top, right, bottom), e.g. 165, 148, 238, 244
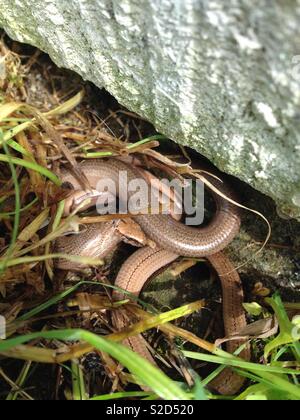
112, 247, 250, 395
55, 157, 250, 394
59, 158, 241, 257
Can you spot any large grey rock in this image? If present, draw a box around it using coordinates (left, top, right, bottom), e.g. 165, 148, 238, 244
1, 0, 300, 218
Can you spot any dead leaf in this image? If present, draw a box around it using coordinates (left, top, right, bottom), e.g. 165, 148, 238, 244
170, 259, 198, 277
215, 317, 278, 346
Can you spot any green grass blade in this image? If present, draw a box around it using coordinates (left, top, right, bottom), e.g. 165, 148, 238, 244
85, 135, 168, 158
0, 134, 21, 273
0, 154, 61, 185
0, 253, 103, 271
6, 361, 32, 401
265, 294, 300, 360
184, 350, 300, 399
0, 197, 38, 219
4, 138, 31, 156
16, 282, 85, 322
183, 351, 299, 375
0, 329, 191, 400
71, 359, 87, 400
90, 391, 151, 401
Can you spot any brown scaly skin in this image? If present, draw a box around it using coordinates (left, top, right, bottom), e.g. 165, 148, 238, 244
59, 158, 241, 257
112, 247, 250, 396
55, 157, 249, 395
